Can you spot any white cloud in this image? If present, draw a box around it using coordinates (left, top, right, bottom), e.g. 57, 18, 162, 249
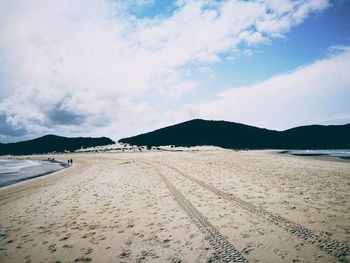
171, 47, 350, 130
0, 0, 331, 141
256, 0, 329, 34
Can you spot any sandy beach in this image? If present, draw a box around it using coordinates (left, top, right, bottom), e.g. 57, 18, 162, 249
0, 149, 349, 262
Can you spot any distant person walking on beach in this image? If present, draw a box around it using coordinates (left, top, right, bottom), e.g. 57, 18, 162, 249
70, 159, 73, 166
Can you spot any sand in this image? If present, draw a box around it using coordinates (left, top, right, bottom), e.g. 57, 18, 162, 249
0, 149, 349, 262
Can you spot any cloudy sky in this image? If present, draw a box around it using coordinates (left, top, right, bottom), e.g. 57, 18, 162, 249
0, 0, 349, 142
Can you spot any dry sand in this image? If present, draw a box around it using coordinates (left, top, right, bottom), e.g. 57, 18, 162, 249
0, 149, 349, 262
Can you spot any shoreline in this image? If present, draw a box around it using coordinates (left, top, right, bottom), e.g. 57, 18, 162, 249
0, 157, 70, 191
278, 149, 350, 163
0, 158, 69, 188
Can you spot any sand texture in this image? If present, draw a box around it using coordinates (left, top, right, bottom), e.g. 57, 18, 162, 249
0, 150, 349, 262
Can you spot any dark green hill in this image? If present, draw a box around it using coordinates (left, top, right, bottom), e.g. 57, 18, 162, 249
281, 124, 350, 149
0, 135, 115, 155
119, 119, 350, 149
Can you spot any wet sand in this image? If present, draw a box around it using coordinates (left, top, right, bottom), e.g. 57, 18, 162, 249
0, 150, 349, 262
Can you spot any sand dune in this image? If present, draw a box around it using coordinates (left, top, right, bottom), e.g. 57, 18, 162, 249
0, 150, 349, 262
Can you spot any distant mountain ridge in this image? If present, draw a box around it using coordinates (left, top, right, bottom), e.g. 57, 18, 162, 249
119, 119, 350, 149
0, 135, 115, 155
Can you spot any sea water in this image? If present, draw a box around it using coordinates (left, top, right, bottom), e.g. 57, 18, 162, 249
287, 149, 350, 160
0, 159, 66, 187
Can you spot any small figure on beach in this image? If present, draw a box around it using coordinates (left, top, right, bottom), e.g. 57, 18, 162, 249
70, 159, 73, 166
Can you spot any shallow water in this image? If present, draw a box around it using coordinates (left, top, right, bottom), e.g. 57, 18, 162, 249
286, 149, 350, 160
0, 159, 67, 187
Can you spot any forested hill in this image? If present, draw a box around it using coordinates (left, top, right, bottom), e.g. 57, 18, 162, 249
119, 119, 350, 149
0, 135, 114, 155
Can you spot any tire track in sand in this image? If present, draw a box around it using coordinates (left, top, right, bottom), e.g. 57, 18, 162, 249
146, 162, 247, 263
161, 163, 349, 263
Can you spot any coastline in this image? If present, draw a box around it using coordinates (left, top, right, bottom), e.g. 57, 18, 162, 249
0, 150, 349, 262
279, 149, 350, 163
0, 158, 69, 188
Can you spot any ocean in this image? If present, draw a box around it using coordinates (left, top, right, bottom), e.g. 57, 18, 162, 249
284, 149, 350, 160
0, 159, 67, 188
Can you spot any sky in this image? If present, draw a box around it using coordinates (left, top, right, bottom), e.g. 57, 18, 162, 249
0, 0, 350, 142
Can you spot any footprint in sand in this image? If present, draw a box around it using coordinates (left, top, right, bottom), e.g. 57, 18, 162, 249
24, 255, 31, 263
118, 249, 131, 259
62, 244, 74, 249
85, 247, 93, 254
47, 244, 57, 253
59, 235, 71, 241
81, 232, 96, 239
74, 256, 92, 262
